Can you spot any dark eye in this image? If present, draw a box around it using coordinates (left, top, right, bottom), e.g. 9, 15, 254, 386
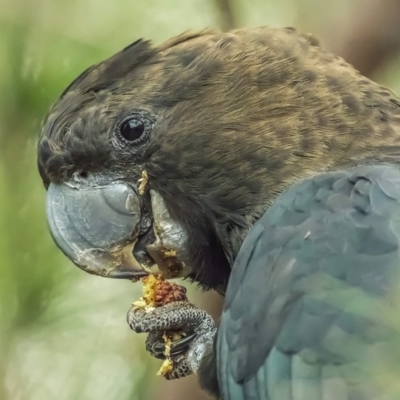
115, 114, 153, 145
120, 119, 144, 141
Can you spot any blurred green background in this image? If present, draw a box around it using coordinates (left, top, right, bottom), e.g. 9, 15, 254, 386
2, 0, 400, 399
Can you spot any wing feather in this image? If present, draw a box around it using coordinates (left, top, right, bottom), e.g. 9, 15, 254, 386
217, 164, 400, 400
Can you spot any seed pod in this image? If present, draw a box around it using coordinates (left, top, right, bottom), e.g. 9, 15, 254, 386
154, 279, 188, 307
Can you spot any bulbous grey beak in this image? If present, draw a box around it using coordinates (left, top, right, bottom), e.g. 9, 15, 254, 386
46, 180, 148, 279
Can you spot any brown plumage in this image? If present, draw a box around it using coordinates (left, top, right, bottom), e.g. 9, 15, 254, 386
38, 26, 400, 289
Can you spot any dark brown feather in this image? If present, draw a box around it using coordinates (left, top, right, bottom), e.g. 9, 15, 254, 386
38, 26, 400, 289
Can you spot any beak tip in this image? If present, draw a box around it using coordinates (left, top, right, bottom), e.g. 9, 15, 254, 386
106, 269, 149, 280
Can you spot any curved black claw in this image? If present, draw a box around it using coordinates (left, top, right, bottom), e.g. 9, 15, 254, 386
170, 332, 197, 358
145, 331, 197, 360
145, 331, 166, 360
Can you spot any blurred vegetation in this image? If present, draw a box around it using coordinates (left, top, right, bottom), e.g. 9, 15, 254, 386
1, 0, 400, 399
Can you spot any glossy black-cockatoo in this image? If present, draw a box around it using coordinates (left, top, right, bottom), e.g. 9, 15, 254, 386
38, 27, 400, 399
